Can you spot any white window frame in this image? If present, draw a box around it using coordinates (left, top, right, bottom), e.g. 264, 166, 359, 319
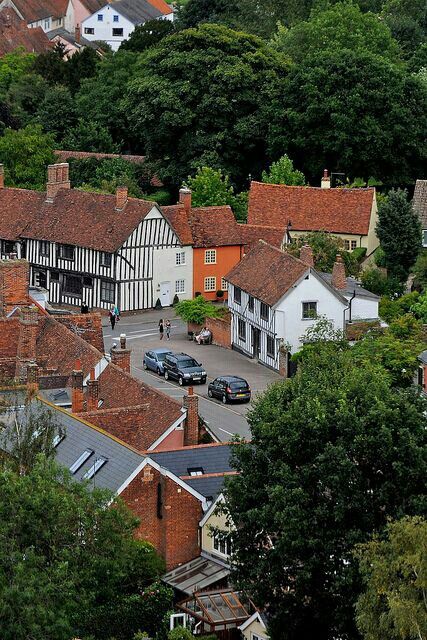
423, 230, 427, 247
176, 250, 186, 266
213, 533, 232, 557
205, 249, 217, 264
221, 277, 228, 291
204, 276, 216, 292
302, 301, 318, 320
175, 279, 185, 294
238, 318, 246, 341
170, 613, 187, 631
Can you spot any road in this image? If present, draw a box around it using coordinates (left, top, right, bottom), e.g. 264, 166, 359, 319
102, 310, 282, 442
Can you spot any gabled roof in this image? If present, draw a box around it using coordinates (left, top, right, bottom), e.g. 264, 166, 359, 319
78, 0, 105, 11
247, 181, 375, 235
162, 205, 244, 248
48, 27, 102, 50
104, 0, 165, 24
238, 224, 285, 252
9, 0, 68, 22
0, 7, 52, 54
225, 240, 308, 306
413, 180, 427, 229
319, 272, 379, 301
0, 187, 158, 252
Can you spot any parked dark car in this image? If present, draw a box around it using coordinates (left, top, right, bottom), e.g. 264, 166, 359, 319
143, 348, 172, 374
163, 353, 207, 385
208, 376, 251, 404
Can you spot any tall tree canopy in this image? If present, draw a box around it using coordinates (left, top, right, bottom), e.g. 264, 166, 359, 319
0, 124, 55, 189
261, 153, 305, 185
225, 346, 427, 640
125, 24, 289, 188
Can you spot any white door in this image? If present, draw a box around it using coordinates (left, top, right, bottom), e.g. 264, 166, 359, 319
160, 281, 171, 307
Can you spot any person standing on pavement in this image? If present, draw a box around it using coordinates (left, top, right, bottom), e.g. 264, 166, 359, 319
158, 318, 164, 340
109, 305, 117, 331
165, 319, 171, 340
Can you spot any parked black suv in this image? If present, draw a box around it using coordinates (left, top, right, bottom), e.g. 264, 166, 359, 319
208, 376, 251, 403
163, 353, 207, 385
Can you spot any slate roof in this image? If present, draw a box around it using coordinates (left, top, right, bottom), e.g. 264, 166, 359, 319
0, 187, 156, 252
418, 349, 427, 365
319, 273, 379, 300
225, 240, 308, 306
108, 0, 165, 23
162, 205, 244, 248
48, 27, 102, 50
247, 181, 375, 235
413, 180, 427, 229
10, 0, 68, 22
0, 7, 52, 54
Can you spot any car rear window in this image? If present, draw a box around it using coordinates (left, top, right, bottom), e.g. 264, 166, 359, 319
230, 381, 249, 391
180, 358, 198, 368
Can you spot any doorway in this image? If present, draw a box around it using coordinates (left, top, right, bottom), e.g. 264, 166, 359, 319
160, 281, 171, 306
252, 327, 261, 358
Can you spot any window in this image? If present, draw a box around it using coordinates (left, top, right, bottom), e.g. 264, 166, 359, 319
113, 14, 119, 21
204, 276, 216, 292
2, 240, 15, 254
53, 433, 65, 447
423, 231, 427, 247
221, 277, 227, 291
101, 280, 115, 303
188, 467, 204, 476
344, 240, 350, 250
97, 13, 103, 20
248, 295, 254, 312
39, 240, 49, 256
260, 302, 269, 321
83, 276, 93, 288
50, 270, 59, 282
59, 244, 74, 260
44, 19, 50, 29
238, 318, 246, 341
176, 251, 186, 265
205, 249, 216, 264
112, 27, 123, 36
82, 456, 108, 479
351, 240, 357, 250
63, 274, 82, 296
84, 27, 94, 34
267, 335, 275, 358
70, 449, 93, 474
302, 301, 318, 319
234, 286, 241, 304
100, 252, 111, 268
213, 533, 232, 557
175, 279, 185, 294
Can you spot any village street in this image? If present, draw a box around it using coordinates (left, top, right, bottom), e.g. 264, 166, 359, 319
102, 309, 282, 442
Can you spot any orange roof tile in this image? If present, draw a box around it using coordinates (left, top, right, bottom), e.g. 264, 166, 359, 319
162, 204, 244, 248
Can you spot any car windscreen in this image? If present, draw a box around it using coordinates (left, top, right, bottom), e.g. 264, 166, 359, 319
229, 381, 249, 390
180, 358, 199, 368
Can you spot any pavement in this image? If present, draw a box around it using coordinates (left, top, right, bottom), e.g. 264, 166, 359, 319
102, 309, 282, 441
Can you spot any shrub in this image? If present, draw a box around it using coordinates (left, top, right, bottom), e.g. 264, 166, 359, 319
143, 188, 173, 205
379, 291, 420, 322
175, 295, 225, 325
361, 268, 403, 297
351, 247, 367, 263
168, 628, 193, 640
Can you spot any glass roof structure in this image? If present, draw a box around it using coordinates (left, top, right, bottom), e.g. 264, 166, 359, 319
177, 589, 252, 629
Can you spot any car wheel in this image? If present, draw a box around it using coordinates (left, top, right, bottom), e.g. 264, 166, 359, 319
157, 367, 162, 375
208, 388, 213, 398
178, 376, 184, 386
222, 394, 227, 404
143, 361, 148, 370
164, 370, 169, 380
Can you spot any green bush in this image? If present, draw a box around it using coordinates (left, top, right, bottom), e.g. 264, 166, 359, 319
143, 188, 173, 206
361, 268, 404, 297
351, 247, 367, 263
168, 628, 193, 640
379, 291, 420, 323
175, 295, 225, 325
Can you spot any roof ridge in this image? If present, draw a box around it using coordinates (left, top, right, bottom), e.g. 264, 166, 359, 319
251, 180, 375, 192
147, 441, 235, 453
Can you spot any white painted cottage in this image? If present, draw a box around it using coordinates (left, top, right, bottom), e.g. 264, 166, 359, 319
225, 241, 379, 372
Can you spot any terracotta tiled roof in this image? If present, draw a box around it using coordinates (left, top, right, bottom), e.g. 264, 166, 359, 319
78, 0, 105, 12
162, 204, 244, 248
11, 0, 68, 22
247, 181, 375, 235
54, 150, 147, 164
0, 7, 52, 55
225, 240, 308, 306
238, 224, 285, 252
145, 0, 173, 15
0, 187, 156, 252
413, 180, 427, 229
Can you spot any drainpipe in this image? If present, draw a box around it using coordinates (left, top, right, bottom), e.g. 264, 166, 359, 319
344, 290, 357, 328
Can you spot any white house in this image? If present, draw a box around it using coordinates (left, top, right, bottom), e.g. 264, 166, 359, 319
81, 0, 173, 51
413, 179, 427, 248
225, 241, 379, 372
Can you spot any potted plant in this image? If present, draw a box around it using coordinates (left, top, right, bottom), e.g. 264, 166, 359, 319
216, 289, 224, 302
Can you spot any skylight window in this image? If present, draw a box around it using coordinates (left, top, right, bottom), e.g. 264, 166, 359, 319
188, 467, 204, 476
82, 456, 108, 480
70, 449, 93, 474
53, 433, 65, 448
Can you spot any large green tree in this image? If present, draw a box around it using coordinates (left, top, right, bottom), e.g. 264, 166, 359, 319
268, 49, 427, 185
355, 516, 427, 640
125, 24, 288, 188
0, 124, 55, 189
376, 189, 421, 281
261, 153, 305, 185
225, 347, 427, 640
120, 19, 175, 51
184, 166, 248, 220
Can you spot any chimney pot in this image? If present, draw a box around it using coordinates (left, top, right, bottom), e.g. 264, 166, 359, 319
331, 254, 347, 290
115, 185, 128, 210
0, 164, 4, 189
179, 187, 192, 213
46, 163, 70, 201
71, 360, 84, 413
300, 244, 314, 268
86, 367, 99, 411
321, 169, 331, 189
75, 24, 81, 43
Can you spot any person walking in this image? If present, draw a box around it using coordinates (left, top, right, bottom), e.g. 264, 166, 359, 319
165, 319, 171, 340
158, 318, 164, 340
109, 305, 117, 331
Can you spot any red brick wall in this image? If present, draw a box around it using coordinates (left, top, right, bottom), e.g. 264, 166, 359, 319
0, 260, 30, 316
56, 313, 104, 353
206, 314, 231, 349
121, 464, 202, 570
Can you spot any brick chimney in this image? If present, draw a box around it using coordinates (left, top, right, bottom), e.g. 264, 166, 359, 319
75, 24, 81, 44
46, 163, 70, 201
110, 333, 131, 373
26, 361, 39, 392
0, 164, 4, 189
300, 245, 314, 267
71, 359, 84, 413
321, 169, 331, 189
115, 185, 128, 210
0, 259, 30, 316
331, 255, 347, 290
86, 367, 99, 411
183, 387, 199, 446
179, 187, 191, 213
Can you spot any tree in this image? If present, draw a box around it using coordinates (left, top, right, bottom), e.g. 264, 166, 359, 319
120, 19, 175, 51
184, 166, 248, 219
360, 267, 404, 297
125, 24, 288, 188
0, 455, 168, 640
175, 295, 225, 324
65, 47, 100, 93
62, 119, 118, 153
235, 0, 313, 38
225, 346, 427, 640
376, 189, 421, 281
355, 516, 427, 640
284, 231, 362, 274
177, 0, 233, 29
0, 50, 36, 96
31, 43, 67, 86
271, 2, 402, 64
261, 154, 305, 185
268, 49, 427, 185
0, 124, 55, 189
36, 85, 77, 142
7, 73, 48, 125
